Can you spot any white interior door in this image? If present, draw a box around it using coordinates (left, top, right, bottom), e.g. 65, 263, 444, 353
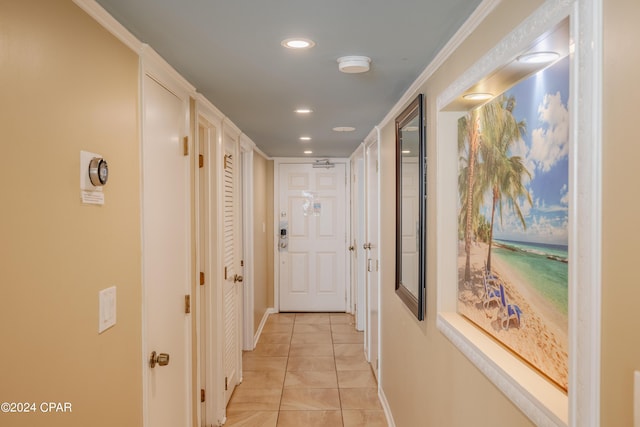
222, 128, 242, 405
142, 74, 191, 427
279, 162, 347, 312
365, 140, 380, 379
351, 154, 366, 330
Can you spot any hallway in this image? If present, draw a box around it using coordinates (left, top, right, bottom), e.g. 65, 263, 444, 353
225, 313, 387, 427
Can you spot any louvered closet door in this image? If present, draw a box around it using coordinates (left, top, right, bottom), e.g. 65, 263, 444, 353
222, 133, 240, 405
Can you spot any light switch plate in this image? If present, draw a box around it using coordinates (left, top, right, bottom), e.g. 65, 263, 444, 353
635, 371, 640, 427
99, 286, 116, 333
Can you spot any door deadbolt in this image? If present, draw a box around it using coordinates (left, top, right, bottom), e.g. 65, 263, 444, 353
233, 274, 244, 283
149, 351, 170, 368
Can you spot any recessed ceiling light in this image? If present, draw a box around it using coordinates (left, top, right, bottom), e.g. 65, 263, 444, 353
304, 150, 313, 154
281, 38, 315, 49
337, 56, 371, 73
332, 126, 356, 132
463, 92, 493, 101
300, 136, 311, 141
517, 51, 560, 64
295, 108, 313, 114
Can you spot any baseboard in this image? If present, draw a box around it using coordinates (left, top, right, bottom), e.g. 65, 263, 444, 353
378, 386, 396, 427
253, 308, 277, 347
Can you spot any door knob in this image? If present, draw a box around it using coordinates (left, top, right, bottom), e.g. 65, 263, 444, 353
363, 243, 372, 250
348, 245, 355, 251
234, 274, 244, 283
149, 351, 170, 368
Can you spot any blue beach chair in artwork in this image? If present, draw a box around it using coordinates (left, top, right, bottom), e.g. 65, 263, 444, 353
498, 283, 523, 330
482, 273, 502, 310
483, 260, 499, 282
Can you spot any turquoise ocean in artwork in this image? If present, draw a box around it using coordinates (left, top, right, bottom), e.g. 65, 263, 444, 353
492, 239, 568, 315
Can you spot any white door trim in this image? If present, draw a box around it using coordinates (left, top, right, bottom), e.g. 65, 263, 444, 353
194, 94, 225, 427
240, 134, 256, 350
273, 158, 351, 313
364, 128, 381, 379
349, 144, 366, 329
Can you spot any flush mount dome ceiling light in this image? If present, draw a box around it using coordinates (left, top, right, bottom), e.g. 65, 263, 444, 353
281, 38, 315, 49
517, 51, 560, 64
337, 56, 371, 73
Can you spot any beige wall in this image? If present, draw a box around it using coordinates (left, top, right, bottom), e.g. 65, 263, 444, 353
378, 1, 543, 426
380, 0, 640, 425
252, 154, 274, 332
0, 1, 141, 426
601, 0, 640, 425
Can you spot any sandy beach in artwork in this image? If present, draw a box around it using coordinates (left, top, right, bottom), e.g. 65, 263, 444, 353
457, 241, 568, 390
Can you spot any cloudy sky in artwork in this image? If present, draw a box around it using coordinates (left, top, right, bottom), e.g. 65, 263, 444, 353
484, 55, 570, 245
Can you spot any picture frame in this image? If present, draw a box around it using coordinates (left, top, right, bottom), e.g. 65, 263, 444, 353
435, 0, 601, 425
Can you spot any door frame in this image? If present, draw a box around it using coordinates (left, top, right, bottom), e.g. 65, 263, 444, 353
364, 129, 381, 379
193, 94, 226, 427
272, 158, 352, 313
240, 135, 256, 350
349, 145, 366, 330
140, 45, 195, 427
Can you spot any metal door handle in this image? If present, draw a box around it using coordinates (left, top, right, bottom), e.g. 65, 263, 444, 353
363, 243, 372, 250
234, 274, 244, 283
149, 351, 170, 368
348, 245, 355, 251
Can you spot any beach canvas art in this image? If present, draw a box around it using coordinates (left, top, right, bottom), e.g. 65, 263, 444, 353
457, 56, 570, 390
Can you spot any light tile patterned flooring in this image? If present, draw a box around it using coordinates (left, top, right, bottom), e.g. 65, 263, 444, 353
225, 313, 387, 427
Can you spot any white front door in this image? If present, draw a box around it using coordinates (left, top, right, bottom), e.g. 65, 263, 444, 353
278, 163, 348, 312
142, 74, 191, 427
222, 127, 242, 405
365, 141, 380, 379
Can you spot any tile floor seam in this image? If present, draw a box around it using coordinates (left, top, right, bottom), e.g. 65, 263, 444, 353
229, 312, 382, 427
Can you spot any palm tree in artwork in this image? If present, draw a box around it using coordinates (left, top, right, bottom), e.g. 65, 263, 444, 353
458, 109, 481, 283
478, 95, 532, 271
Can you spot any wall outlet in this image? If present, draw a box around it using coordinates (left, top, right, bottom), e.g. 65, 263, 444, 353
99, 286, 116, 333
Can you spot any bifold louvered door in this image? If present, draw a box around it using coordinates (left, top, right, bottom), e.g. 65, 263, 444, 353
222, 130, 241, 405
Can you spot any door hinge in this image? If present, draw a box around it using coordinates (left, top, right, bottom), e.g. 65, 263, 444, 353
183, 136, 189, 156
224, 377, 228, 391
200, 388, 205, 403
240, 260, 244, 267
224, 266, 228, 280
200, 271, 205, 286
185, 295, 191, 314
199, 154, 204, 168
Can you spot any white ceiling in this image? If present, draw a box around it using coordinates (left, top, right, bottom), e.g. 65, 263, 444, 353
96, 0, 484, 157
